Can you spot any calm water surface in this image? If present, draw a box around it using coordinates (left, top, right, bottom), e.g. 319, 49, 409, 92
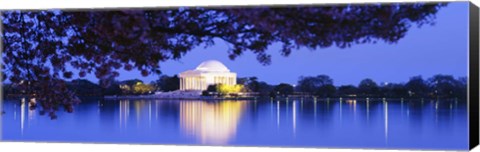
1, 98, 468, 150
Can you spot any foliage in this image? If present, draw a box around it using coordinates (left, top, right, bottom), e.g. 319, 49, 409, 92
358, 78, 380, 97
1, 3, 447, 117
201, 90, 210, 96
206, 84, 218, 92
217, 84, 244, 96
2, 73, 469, 100
379, 83, 408, 98
115, 80, 155, 95
237, 77, 273, 96
405, 76, 429, 97
237, 77, 260, 92
427, 74, 466, 98
337, 85, 358, 96
133, 82, 155, 94
257, 81, 274, 96
316, 84, 337, 97
297, 75, 336, 97
153, 75, 180, 92
273, 83, 294, 97
201, 84, 244, 97
119, 79, 143, 86
67, 79, 102, 96
102, 81, 123, 96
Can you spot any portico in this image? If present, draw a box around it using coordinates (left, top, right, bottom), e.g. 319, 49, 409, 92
179, 60, 237, 91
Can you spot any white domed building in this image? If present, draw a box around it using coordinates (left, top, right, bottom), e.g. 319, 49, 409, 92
179, 60, 237, 91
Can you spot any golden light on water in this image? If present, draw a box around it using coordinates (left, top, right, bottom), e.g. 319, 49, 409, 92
21, 98, 25, 135
346, 99, 357, 112
179, 100, 246, 145
119, 100, 130, 129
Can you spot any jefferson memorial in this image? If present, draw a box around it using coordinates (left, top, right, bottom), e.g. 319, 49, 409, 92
179, 60, 237, 91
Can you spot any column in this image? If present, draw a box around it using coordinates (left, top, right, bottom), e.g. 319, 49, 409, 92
184, 78, 187, 90
203, 77, 206, 90
180, 78, 183, 90
182, 78, 185, 90
190, 77, 193, 90
198, 77, 201, 90
195, 77, 198, 90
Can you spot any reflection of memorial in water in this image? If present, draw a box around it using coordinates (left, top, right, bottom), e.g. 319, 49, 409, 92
21, 98, 25, 135
179, 100, 246, 144
119, 100, 130, 129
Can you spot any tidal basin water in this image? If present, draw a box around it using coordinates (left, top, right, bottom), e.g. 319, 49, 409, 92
1, 98, 468, 150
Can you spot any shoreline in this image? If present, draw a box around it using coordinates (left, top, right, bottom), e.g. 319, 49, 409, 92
103, 95, 257, 100
103, 95, 463, 102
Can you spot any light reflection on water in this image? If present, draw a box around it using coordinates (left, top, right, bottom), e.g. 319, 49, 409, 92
179, 100, 246, 144
1, 98, 469, 150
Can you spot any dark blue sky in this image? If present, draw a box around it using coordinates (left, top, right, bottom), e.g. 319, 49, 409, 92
81, 2, 469, 86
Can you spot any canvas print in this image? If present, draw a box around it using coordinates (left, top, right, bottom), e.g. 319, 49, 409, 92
0, 1, 476, 151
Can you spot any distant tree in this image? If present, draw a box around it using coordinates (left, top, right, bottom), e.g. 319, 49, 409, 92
237, 77, 260, 92
217, 84, 244, 96
380, 83, 408, 98
427, 74, 462, 98
358, 79, 379, 97
103, 82, 122, 95
202, 84, 217, 96
133, 82, 155, 95
117, 79, 144, 95
257, 81, 274, 97
236, 77, 248, 86
316, 84, 336, 98
273, 83, 294, 97
405, 76, 429, 97
1, 3, 447, 117
206, 84, 218, 92
246, 77, 260, 92
337, 85, 358, 97
153, 75, 180, 92
203, 84, 244, 97
297, 75, 334, 96
120, 79, 144, 86
67, 79, 102, 96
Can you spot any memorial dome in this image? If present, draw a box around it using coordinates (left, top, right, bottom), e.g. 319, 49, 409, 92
195, 60, 230, 72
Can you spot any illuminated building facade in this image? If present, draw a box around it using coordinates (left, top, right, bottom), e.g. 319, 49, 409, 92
179, 60, 237, 91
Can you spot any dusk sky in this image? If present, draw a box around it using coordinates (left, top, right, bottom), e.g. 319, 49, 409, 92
80, 2, 469, 86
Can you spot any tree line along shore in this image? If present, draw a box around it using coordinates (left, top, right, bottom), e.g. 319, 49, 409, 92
3, 74, 467, 100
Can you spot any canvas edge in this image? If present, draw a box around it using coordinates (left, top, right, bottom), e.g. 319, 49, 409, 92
0, 10, 4, 142
468, 1, 480, 150
0, 2, 476, 151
